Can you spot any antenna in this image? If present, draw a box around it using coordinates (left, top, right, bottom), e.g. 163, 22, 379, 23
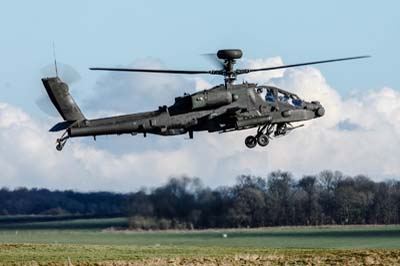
52, 42, 59, 77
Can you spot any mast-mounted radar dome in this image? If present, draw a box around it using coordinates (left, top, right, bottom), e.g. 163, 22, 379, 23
217, 49, 243, 60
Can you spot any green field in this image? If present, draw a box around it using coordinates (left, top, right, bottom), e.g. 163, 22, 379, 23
1, 218, 400, 265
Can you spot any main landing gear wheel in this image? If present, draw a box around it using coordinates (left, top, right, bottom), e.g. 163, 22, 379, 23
244, 123, 274, 149
257, 134, 269, 147
245, 135, 257, 148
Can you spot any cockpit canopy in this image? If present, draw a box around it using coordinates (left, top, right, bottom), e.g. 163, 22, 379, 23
256, 86, 303, 107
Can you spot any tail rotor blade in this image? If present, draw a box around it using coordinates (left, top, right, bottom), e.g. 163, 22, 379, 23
36, 94, 59, 117
41, 63, 81, 84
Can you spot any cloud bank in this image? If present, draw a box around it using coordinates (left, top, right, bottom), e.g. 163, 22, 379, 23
0, 57, 399, 191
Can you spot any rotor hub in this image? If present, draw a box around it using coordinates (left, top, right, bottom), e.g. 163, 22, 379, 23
215, 49, 243, 85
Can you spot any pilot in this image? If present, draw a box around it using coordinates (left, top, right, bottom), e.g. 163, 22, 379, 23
292, 98, 302, 107
265, 89, 275, 102
279, 94, 289, 103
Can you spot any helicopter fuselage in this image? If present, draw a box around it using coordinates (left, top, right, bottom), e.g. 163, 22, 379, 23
67, 82, 324, 141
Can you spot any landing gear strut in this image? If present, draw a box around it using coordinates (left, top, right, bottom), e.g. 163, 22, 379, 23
244, 123, 305, 148
275, 123, 288, 136
244, 124, 273, 149
55, 131, 69, 151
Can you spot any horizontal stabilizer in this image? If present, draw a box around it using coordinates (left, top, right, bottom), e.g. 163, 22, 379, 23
49, 121, 74, 132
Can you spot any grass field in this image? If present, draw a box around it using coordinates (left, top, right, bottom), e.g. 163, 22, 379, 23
1, 218, 400, 265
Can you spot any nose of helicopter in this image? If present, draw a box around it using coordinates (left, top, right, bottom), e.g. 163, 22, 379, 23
305, 101, 325, 118
315, 102, 325, 117
316, 106, 325, 117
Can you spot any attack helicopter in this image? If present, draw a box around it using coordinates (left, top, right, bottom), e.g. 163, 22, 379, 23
41, 49, 368, 151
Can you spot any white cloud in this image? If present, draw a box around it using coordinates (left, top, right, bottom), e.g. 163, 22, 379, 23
239, 56, 285, 84
85, 58, 196, 116
0, 102, 194, 191
0, 57, 399, 192
263, 66, 400, 177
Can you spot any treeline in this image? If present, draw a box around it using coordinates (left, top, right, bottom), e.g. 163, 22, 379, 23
0, 187, 127, 216
127, 171, 400, 229
1, 171, 399, 229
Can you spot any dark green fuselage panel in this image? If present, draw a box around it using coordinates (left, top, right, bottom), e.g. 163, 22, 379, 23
67, 82, 323, 138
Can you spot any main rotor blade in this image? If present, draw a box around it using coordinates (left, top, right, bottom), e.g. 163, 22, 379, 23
89, 67, 219, 75
236, 55, 370, 74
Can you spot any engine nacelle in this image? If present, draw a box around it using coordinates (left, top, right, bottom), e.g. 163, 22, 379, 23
191, 91, 233, 110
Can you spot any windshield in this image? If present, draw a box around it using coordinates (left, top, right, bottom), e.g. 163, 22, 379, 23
256, 87, 302, 107
265, 88, 275, 102
277, 91, 302, 107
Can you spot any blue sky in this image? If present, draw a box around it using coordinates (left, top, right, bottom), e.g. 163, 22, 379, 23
0, 1, 399, 191
0, 1, 398, 110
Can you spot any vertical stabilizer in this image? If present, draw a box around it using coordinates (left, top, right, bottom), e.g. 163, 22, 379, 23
41, 77, 85, 121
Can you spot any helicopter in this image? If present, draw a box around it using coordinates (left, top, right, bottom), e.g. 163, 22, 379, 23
41, 49, 369, 151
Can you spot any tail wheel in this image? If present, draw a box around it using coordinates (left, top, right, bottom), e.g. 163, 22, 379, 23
245, 135, 257, 148
55, 132, 69, 151
56, 143, 63, 151
257, 134, 269, 147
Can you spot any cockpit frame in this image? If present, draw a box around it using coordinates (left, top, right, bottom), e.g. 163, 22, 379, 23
256, 86, 303, 108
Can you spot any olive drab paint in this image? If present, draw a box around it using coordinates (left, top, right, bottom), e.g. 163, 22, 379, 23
42, 49, 369, 151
